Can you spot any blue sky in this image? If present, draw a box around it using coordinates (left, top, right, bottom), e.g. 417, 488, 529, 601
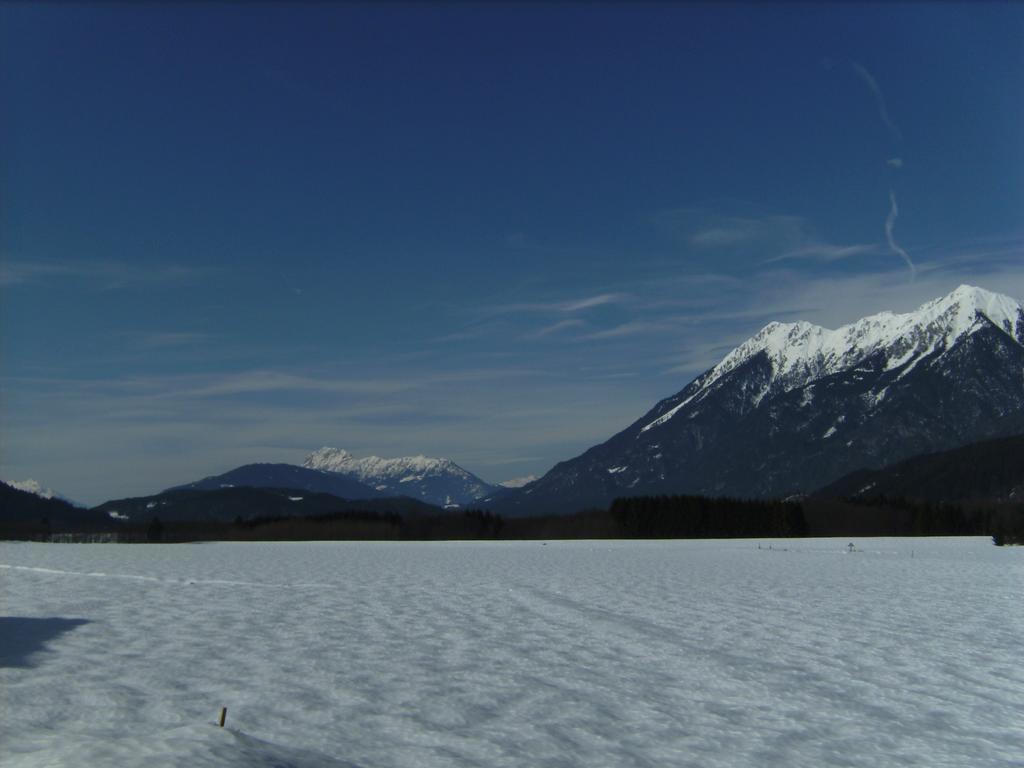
2, 2, 1022, 504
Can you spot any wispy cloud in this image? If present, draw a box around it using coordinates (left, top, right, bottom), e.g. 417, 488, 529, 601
561, 293, 625, 312
766, 242, 879, 264
429, 325, 497, 344
681, 211, 878, 267
0, 257, 210, 289
688, 215, 804, 249
9, 366, 555, 404
690, 227, 755, 248
582, 321, 671, 340
885, 191, 916, 278
488, 292, 631, 316
841, 64, 913, 278
911, 233, 1024, 266
0, 259, 78, 286
530, 319, 586, 338
137, 332, 215, 349
850, 60, 902, 143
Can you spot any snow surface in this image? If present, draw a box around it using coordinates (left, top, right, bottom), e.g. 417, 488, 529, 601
2, 539, 1022, 767
642, 285, 1024, 433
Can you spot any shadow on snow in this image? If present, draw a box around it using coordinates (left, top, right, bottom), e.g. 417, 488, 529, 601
0, 616, 90, 668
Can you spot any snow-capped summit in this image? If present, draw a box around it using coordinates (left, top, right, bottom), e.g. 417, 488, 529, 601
492, 285, 1024, 515
4, 479, 57, 499
719, 284, 1020, 378
305, 447, 460, 479
646, 285, 1024, 431
3, 478, 85, 508
303, 447, 495, 507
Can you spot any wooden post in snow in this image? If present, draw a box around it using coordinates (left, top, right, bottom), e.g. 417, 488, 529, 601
218, 707, 227, 727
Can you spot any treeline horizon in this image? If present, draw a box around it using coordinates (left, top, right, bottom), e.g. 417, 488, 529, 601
7, 493, 1022, 545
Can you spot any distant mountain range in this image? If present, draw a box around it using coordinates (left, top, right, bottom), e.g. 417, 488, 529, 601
166, 449, 496, 510
7, 285, 1022, 524
491, 285, 1024, 515
302, 447, 495, 507
816, 434, 1024, 503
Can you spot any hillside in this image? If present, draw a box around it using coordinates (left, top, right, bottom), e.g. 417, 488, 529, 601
0, 482, 115, 536
815, 434, 1024, 502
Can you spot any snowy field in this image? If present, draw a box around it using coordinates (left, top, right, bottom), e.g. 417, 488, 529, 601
2, 538, 1022, 768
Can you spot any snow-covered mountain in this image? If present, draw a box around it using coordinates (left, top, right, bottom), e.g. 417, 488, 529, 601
3, 478, 83, 507
5, 479, 57, 499
492, 285, 1024, 515
303, 448, 495, 508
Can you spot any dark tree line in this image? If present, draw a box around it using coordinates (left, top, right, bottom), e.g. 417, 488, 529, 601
836, 494, 1020, 538
9, 487, 1022, 545
610, 495, 808, 539
111, 508, 503, 542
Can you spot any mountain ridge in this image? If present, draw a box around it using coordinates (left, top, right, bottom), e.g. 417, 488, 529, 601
303, 447, 495, 507
167, 463, 382, 500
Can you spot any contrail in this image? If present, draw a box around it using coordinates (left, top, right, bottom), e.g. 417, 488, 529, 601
885, 191, 916, 279
842, 62, 911, 276
851, 61, 902, 143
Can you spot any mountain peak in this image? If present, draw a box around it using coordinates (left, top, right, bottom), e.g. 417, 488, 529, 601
4, 478, 56, 499
714, 286, 1020, 391
920, 284, 1022, 337
945, 283, 1011, 306
305, 447, 354, 469
302, 447, 494, 506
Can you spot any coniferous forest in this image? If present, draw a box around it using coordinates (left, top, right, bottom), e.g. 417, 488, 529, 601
5, 485, 1022, 545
